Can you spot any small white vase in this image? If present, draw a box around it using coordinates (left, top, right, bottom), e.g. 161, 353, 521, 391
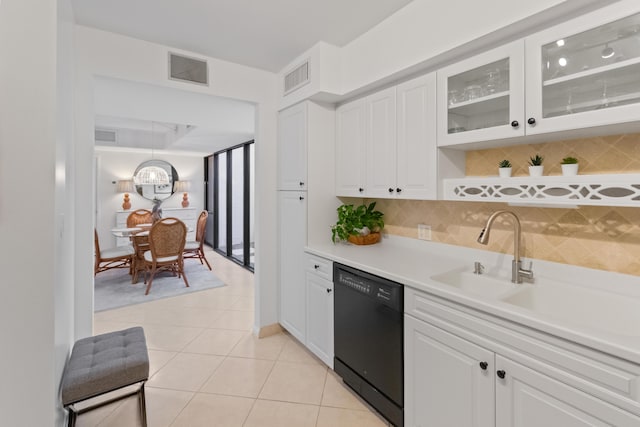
561, 163, 579, 176
529, 165, 544, 177
498, 167, 512, 178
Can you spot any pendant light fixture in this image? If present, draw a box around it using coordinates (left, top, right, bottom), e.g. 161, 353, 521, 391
133, 121, 170, 186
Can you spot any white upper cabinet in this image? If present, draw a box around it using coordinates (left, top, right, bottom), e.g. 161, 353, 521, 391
336, 74, 437, 199
438, 1, 640, 148
335, 98, 367, 197
526, 1, 640, 135
397, 74, 437, 200
278, 102, 308, 190
437, 40, 525, 147
365, 87, 398, 198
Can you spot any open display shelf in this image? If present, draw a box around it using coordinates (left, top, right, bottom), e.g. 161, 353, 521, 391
443, 174, 640, 207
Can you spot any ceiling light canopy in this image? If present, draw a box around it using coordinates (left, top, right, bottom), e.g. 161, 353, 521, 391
601, 44, 615, 59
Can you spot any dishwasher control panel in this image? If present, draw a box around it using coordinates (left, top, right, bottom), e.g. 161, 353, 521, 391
334, 263, 403, 310
336, 271, 372, 295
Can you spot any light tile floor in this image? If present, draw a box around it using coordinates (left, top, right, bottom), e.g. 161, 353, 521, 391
85, 248, 390, 427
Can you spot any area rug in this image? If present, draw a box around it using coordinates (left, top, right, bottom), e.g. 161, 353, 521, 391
94, 263, 226, 312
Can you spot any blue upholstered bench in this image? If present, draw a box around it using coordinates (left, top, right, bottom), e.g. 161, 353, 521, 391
61, 327, 149, 427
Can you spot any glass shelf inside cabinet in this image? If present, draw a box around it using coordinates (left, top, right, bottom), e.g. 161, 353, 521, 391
541, 11, 640, 118
447, 58, 510, 134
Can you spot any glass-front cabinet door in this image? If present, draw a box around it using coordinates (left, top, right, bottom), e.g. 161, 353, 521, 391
437, 40, 524, 146
526, 1, 640, 135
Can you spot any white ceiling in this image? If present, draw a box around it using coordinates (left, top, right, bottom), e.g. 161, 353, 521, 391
94, 77, 256, 154
71, 0, 413, 72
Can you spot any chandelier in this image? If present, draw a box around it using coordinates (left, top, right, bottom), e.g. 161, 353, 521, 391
133, 166, 170, 185
133, 121, 170, 186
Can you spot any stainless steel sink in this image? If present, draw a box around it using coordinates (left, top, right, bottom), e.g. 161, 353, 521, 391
431, 268, 518, 298
501, 282, 640, 337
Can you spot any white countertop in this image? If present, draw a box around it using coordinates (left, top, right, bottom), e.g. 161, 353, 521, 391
306, 235, 640, 365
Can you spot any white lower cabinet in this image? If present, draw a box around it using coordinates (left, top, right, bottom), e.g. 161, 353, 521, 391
404, 290, 640, 427
496, 356, 640, 427
305, 269, 333, 367
405, 314, 494, 427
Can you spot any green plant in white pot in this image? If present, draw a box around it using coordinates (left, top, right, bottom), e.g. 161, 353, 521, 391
528, 154, 544, 177
498, 159, 512, 178
561, 156, 579, 176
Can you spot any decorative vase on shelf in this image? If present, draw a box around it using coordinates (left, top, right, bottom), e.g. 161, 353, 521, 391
529, 165, 544, 177
561, 157, 579, 176
498, 160, 512, 178
561, 163, 579, 176
527, 154, 544, 177
498, 167, 512, 178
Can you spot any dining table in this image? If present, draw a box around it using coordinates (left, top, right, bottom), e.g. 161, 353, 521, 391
111, 223, 193, 284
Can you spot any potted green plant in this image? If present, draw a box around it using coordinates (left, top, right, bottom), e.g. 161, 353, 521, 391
561, 156, 579, 176
498, 159, 512, 178
528, 154, 544, 177
331, 202, 385, 245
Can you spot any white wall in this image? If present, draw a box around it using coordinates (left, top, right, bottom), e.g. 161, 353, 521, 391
74, 26, 279, 340
0, 0, 64, 425
54, 0, 76, 424
95, 149, 205, 247
339, 0, 568, 92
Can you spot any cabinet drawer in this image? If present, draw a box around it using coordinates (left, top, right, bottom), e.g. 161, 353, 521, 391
305, 253, 332, 281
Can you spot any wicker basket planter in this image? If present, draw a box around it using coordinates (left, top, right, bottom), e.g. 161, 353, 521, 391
347, 232, 381, 245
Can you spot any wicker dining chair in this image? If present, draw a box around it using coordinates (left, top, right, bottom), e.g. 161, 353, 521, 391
142, 218, 189, 295
126, 209, 152, 228
94, 229, 135, 276
127, 209, 152, 282
183, 210, 212, 270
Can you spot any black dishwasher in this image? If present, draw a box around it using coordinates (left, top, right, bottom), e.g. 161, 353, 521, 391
333, 262, 403, 427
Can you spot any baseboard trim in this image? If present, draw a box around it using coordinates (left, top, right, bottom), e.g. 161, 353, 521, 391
255, 323, 284, 338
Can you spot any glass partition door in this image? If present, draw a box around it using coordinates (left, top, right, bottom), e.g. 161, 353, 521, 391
206, 141, 254, 271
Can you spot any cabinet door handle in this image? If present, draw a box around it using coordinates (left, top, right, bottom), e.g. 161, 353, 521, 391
314, 264, 320, 269
396, 188, 402, 193
527, 117, 536, 126
510, 120, 519, 128
299, 196, 305, 200
479, 361, 488, 370
358, 188, 364, 193
326, 288, 333, 293
388, 188, 394, 193
299, 181, 305, 186
496, 370, 506, 379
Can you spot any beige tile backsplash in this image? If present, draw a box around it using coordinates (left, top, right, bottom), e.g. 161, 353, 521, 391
369, 133, 640, 276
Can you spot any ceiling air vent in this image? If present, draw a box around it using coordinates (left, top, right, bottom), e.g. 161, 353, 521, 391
169, 52, 208, 86
284, 60, 310, 95
95, 129, 117, 144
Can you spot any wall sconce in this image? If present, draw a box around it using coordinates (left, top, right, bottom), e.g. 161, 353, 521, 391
173, 181, 191, 208
116, 179, 135, 210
